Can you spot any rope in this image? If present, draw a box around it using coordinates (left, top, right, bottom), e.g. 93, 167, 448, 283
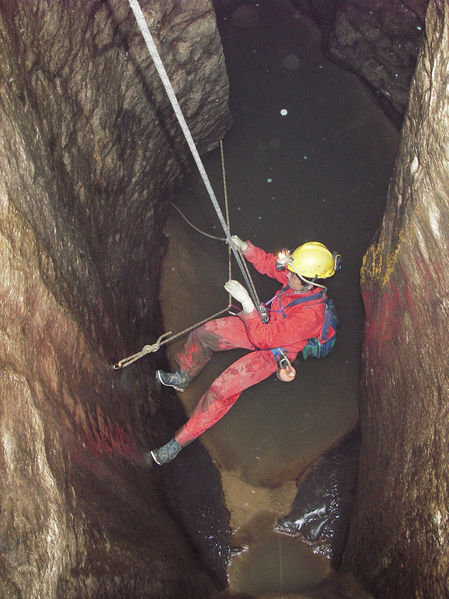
221, 140, 261, 304
114, 3, 269, 370
127, 0, 267, 323
172, 141, 260, 303
113, 307, 230, 369
171, 202, 226, 241
113, 331, 173, 369
220, 139, 231, 242
220, 139, 233, 304
220, 139, 232, 286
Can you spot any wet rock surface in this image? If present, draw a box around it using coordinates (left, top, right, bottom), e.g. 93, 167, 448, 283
0, 1, 231, 597
1, 0, 231, 357
292, 0, 428, 125
344, 1, 449, 597
276, 428, 359, 566
158, 440, 232, 588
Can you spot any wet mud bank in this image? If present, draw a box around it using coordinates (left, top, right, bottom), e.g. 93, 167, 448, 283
158, 0, 398, 595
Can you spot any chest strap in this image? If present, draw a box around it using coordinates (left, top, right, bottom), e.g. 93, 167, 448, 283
266, 287, 324, 318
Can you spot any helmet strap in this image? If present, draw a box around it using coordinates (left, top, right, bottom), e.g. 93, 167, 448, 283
289, 264, 328, 293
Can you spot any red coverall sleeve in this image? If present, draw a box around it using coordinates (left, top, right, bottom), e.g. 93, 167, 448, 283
243, 241, 287, 285
238, 303, 323, 350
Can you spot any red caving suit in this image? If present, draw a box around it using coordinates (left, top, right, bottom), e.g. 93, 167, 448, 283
174, 241, 327, 446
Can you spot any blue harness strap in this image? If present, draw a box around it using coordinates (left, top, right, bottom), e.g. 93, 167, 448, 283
283, 290, 324, 308
266, 287, 324, 319
270, 347, 286, 363
264, 288, 335, 362
321, 300, 333, 340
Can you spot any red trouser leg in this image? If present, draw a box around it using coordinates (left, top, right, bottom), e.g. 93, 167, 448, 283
176, 316, 256, 377
174, 348, 277, 446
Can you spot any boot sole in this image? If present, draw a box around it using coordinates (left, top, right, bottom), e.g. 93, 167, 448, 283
155, 370, 186, 392
150, 449, 164, 465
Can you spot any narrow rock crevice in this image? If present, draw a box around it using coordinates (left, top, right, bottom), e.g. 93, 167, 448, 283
1, 0, 449, 597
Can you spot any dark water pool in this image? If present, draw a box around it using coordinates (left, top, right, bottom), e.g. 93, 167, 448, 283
159, 0, 398, 594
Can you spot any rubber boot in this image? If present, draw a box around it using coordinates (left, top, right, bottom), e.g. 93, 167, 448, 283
155, 369, 193, 392
147, 439, 183, 465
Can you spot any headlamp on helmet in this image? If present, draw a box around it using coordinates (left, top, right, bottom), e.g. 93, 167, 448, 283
276, 248, 292, 271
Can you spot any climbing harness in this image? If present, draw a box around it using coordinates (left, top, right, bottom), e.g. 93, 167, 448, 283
264, 288, 338, 380
266, 288, 324, 318
127, 0, 266, 323
267, 287, 338, 360
270, 287, 338, 359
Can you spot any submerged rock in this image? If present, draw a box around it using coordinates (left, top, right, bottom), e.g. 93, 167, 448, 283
276, 429, 359, 566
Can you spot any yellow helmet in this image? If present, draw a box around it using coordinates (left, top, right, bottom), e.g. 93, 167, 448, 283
288, 242, 339, 279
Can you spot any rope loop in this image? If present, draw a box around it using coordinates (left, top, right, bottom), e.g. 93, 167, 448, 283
113, 331, 172, 370
113, 307, 232, 369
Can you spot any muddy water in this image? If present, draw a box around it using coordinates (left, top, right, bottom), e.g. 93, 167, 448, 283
159, 0, 398, 594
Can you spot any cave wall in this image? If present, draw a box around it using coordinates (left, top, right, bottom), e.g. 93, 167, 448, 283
0, 1, 231, 597
343, 1, 449, 597
291, 0, 429, 125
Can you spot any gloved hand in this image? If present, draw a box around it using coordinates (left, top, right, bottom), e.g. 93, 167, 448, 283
229, 235, 248, 253
224, 280, 254, 314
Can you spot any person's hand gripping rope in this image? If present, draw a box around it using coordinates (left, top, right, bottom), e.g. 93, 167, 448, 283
224, 280, 254, 314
